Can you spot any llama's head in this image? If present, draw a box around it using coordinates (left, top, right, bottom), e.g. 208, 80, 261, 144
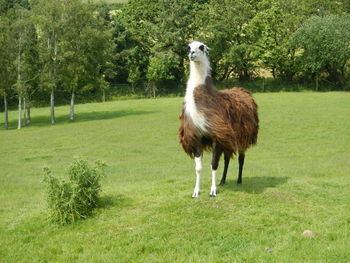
188, 41, 209, 62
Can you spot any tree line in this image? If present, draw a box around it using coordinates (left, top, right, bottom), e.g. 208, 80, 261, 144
111, 0, 349, 87
1, 0, 350, 129
0, 0, 113, 129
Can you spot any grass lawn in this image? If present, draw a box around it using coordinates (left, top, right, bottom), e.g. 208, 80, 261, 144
93, 0, 128, 4
0, 92, 349, 262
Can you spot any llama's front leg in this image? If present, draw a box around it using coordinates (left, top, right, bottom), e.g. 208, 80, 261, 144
210, 143, 223, 197
210, 169, 217, 197
192, 154, 202, 198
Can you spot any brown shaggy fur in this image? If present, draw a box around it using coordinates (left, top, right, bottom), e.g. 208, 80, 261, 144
179, 84, 259, 158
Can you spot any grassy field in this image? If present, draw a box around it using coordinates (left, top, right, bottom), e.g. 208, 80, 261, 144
93, 0, 128, 4
0, 92, 349, 262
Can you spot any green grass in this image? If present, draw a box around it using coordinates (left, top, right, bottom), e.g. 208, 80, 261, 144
1, 92, 350, 262
92, 0, 128, 4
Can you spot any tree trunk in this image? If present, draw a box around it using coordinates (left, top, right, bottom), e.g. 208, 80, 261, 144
17, 33, 22, 130
102, 89, 106, 102
272, 68, 276, 79
238, 69, 250, 81
49, 35, 57, 125
221, 66, 229, 81
244, 69, 249, 81
50, 88, 55, 124
70, 90, 75, 121
4, 94, 8, 129
326, 64, 344, 87
315, 74, 319, 91
261, 78, 265, 92
26, 101, 31, 124
23, 97, 26, 126
18, 94, 22, 130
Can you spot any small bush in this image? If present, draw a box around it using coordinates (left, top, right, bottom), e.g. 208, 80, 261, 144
43, 159, 106, 224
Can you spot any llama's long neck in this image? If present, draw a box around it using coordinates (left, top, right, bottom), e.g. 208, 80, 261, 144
187, 57, 211, 89
185, 56, 211, 133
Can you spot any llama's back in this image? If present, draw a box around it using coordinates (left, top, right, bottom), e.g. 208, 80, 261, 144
219, 87, 259, 151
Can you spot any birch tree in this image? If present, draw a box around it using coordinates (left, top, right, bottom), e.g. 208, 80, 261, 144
33, 0, 63, 124
59, 0, 113, 120
59, 0, 91, 121
21, 22, 40, 125
8, 4, 31, 129
0, 14, 12, 129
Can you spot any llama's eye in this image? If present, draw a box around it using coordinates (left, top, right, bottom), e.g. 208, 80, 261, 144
199, 45, 205, 52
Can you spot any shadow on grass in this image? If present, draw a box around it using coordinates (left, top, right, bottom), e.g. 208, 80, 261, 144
221, 176, 289, 194
2, 109, 153, 129
98, 194, 133, 210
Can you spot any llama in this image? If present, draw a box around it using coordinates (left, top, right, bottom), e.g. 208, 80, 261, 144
179, 40, 259, 198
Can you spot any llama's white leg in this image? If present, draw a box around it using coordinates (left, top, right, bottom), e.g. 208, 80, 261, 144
192, 156, 202, 198
210, 167, 217, 197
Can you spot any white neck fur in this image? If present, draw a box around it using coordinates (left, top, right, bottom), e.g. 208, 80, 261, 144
187, 56, 211, 88
184, 55, 211, 133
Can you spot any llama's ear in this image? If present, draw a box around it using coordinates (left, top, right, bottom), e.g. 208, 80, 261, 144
205, 45, 210, 53
199, 44, 210, 53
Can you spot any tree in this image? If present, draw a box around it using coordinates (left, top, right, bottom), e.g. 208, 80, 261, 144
146, 51, 179, 96
21, 22, 40, 125
8, 4, 34, 129
0, 14, 13, 129
112, 23, 149, 85
250, 0, 304, 80
3, 2, 39, 129
59, 0, 92, 121
111, 0, 159, 86
33, 0, 63, 124
59, 0, 114, 120
291, 14, 350, 88
148, 0, 207, 82
198, 0, 262, 81
112, 0, 207, 90
127, 64, 142, 94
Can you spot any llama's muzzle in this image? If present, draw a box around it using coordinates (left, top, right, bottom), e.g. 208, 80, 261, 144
189, 54, 196, 61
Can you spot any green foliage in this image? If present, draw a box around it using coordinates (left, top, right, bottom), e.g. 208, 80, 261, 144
58, 0, 114, 94
112, 0, 206, 85
252, 0, 304, 80
32, 0, 62, 93
110, 0, 349, 89
43, 159, 106, 224
0, 14, 13, 97
7, 4, 32, 94
291, 14, 350, 86
146, 52, 178, 82
1, 0, 350, 110
198, 0, 261, 81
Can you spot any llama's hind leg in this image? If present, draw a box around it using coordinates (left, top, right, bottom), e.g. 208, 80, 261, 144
219, 154, 230, 185
237, 153, 245, 184
210, 144, 223, 197
192, 149, 203, 198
